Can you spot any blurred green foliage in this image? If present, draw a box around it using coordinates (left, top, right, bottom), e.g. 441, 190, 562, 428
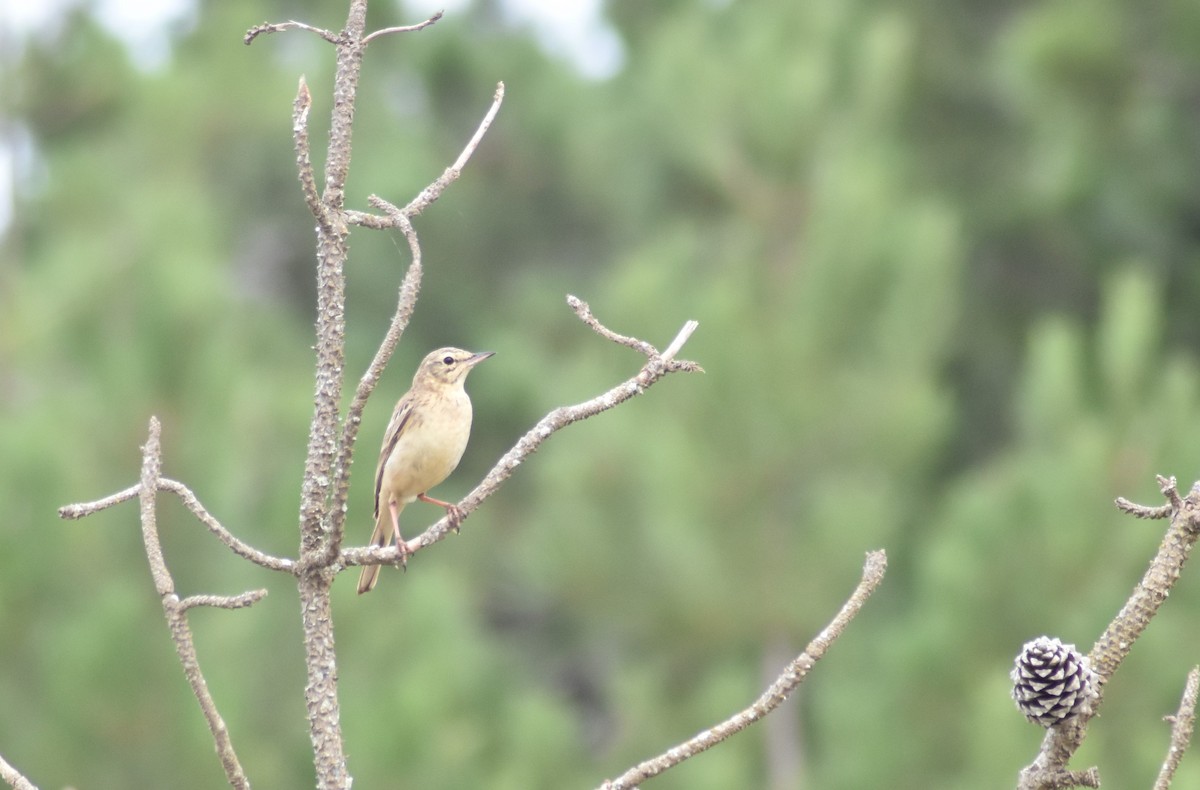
3, 0, 1200, 787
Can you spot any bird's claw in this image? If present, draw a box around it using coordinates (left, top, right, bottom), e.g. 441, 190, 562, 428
446, 505, 464, 534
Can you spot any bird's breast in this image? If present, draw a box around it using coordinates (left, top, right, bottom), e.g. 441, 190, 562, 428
382, 389, 473, 501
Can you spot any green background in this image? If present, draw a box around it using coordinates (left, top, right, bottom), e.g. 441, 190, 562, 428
3, 0, 1200, 787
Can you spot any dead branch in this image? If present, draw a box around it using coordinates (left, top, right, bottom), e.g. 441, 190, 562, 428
343, 81, 506, 230
361, 11, 443, 45
341, 298, 702, 571
1017, 476, 1200, 790
599, 550, 888, 790
1155, 666, 1200, 790
138, 417, 256, 790
293, 78, 326, 232
244, 20, 342, 47
0, 751, 37, 790
59, 479, 294, 573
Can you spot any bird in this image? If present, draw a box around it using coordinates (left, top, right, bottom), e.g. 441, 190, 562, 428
357, 347, 494, 594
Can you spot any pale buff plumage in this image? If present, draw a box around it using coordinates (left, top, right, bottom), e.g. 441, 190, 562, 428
357, 347, 493, 594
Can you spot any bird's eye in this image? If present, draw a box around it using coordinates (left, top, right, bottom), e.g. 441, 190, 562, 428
442, 356, 454, 365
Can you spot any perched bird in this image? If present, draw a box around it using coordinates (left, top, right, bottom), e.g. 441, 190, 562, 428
357, 347, 494, 594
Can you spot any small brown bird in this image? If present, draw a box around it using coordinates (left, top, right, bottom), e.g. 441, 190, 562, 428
357, 347, 494, 594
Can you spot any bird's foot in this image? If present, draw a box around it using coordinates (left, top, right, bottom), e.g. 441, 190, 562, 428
445, 504, 464, 534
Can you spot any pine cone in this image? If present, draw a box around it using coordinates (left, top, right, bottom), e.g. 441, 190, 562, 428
1011, 636, 1099, 727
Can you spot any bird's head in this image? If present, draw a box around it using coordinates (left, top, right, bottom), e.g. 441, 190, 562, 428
415, 347, 494, 388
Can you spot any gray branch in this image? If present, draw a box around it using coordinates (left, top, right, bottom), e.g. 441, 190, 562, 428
599, 551, 888, 789
1155, 666, 1200, 790
1017, 476, 1200, 790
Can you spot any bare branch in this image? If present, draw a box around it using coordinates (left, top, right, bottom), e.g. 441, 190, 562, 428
138, 418, 252, 790
568, 294, 658, 357
660, 320, 699, 361
157, 479, 296, 572
361, 11, 443, 45
1018, 476, 1200, 790
59, 479, 294, 573
58, 483, 141, 518
1155, 666, 1200, 790
448, 81, 505, 174
293, 77, 329, 233
340, 302, 702, 568
1092, 479, 1200, 679
599, 550, 888, 790
0, 751, 37, 790
180, 590, 269, 613
1115, 497, 1173, 520
345, 82, 506, 233
245, 20, 342, 46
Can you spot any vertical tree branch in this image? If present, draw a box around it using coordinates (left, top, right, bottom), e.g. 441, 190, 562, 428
139, 418, 255, 790
1017, 476, 1200, 790
292, 3, 364, 787
1155, 666, 1200, 790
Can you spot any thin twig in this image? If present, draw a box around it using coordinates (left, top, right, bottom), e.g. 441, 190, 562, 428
600, 551, 888, 790
346, 82, 506, 229
1160, 475, 1183, 510
139, 418, 252, 790
158, 479, 295, 572
1115, 497, 1174, 520
245, 20, 342, 46
1155, 666, 1200, 790
58, 483, 141, 518
344, 301, 702, 571
361, 11, 443, 45
1017, 477, 1200, 790
661, 320, 699, 362
180, 590, 269, 612
567, 294, 658, 357
448, 81, 505, 174
293, 77, 329, 234
59, 479, 294, 573
0, 751, 37, 790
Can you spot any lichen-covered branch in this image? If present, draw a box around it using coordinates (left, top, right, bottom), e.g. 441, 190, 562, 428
0, 751, 37, 790
1155, 666, 1200, 790
599, 551, 888, 790
138, 417, 256, 790
1017, 475, 1200, 790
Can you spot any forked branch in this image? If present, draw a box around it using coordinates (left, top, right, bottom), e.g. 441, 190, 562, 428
138, 417, 258, 790
342, 297, 703, 571
1017, 476, 1200, 790
60, 479, 294, 573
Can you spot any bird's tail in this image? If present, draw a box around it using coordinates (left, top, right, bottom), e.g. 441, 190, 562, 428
356, 512, 390, 594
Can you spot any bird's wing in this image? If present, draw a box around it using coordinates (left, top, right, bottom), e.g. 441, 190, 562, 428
374, 397, 415, 519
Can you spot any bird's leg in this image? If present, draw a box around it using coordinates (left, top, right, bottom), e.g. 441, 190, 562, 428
389, 500, 408, 569
419, 493, 465, 534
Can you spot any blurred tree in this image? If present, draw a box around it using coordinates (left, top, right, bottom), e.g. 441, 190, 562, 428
2, 0, 1199, 787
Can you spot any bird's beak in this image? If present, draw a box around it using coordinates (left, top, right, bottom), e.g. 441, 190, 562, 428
466, 351, 495, 367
